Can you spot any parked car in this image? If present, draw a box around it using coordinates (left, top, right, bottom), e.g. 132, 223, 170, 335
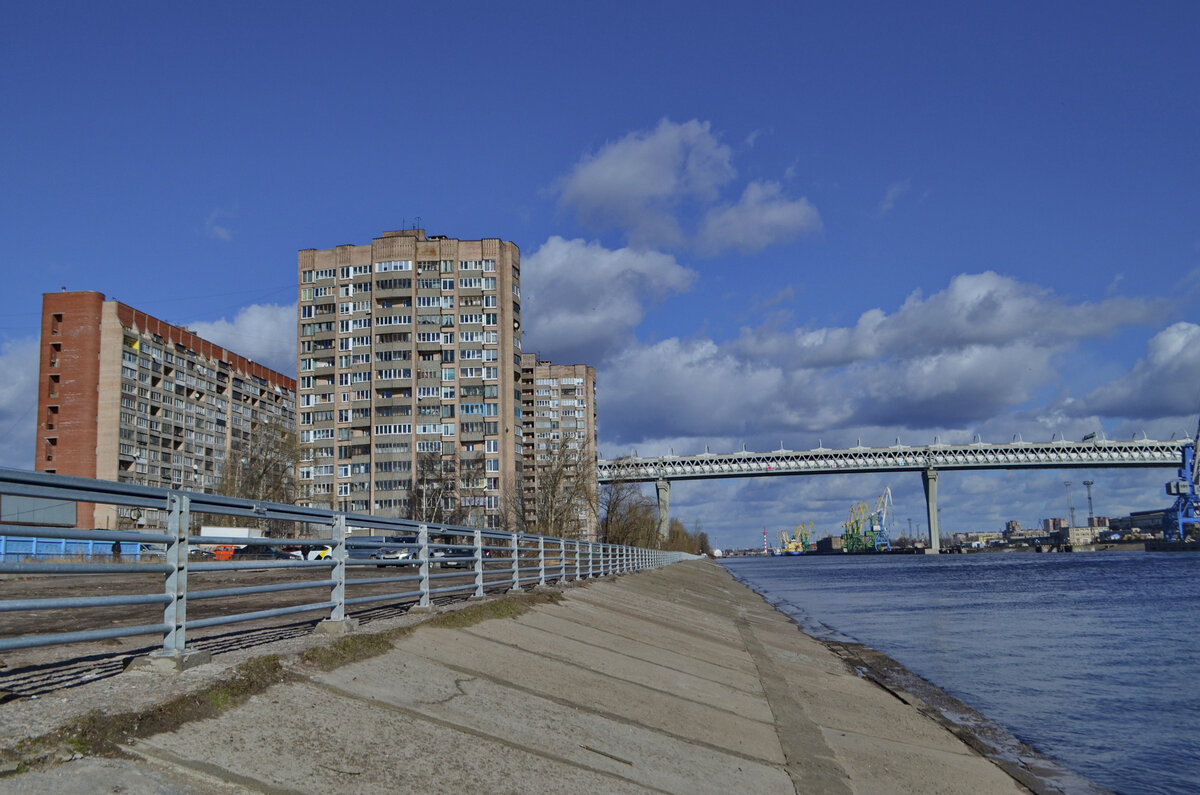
231, 545, 294, 561
285, 544, 332, 561
211, 544, 240, 561
433, 537, 476, 569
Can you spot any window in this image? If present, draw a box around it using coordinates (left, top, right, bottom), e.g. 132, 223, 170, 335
376, 260, 412, 272
375, 423, 412, 435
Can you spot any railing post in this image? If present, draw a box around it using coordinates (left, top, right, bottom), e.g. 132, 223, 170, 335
330, 514, 347, 621
537, 535, 546, 587
509, 532, 521, 592
130, 492, 210, 672
574, 539, 581, 581
161, 493, 189, 655
417, 524, 431, 608
588, 542, 595, 579
472, 527, 484, 598
560, 538, 567, 583
316, 513, 356, 635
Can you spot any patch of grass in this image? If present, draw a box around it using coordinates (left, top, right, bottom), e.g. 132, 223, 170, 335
426, 591, 563, 630
5, 656, 291, 768
301, 632, 395, 671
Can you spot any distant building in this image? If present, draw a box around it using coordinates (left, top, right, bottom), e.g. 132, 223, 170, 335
518, 355, 598, 540
1042, 517, 1067, 533
1108, 511, 1166, 536
1063, 526, 1097, 546
35, 291, 296, 530
1088, 516, 1110, 528
1005, 520, 1022, 534
815, 535, 844, 554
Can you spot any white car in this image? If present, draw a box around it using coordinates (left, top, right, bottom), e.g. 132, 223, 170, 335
288, 544, 332, 560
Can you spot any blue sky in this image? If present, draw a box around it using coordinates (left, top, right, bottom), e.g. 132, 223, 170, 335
2, 2, 1198, 547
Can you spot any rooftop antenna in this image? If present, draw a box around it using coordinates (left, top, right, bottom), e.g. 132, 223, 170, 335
414, 215, 422, 230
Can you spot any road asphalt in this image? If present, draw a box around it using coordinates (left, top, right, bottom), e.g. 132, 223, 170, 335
0, 559, 1053, 794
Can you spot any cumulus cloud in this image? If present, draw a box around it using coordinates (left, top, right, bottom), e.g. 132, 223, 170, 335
189, 303, 296, 376
1068, 322, 1200, 420
555, 119, 736, 247
735, 271, 1164, 370
0, 338, 40, 470
696, 181, 821, 254
522, 237, 695, 364
593, 271, 1170, 457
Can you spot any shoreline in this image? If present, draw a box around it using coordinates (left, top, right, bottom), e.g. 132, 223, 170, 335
722, 562, 1106, 794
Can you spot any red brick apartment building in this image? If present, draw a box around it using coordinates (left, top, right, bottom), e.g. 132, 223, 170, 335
35, 291, 295, 530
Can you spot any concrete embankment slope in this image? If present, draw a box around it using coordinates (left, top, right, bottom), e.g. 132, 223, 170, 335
4, 560, 1027, 794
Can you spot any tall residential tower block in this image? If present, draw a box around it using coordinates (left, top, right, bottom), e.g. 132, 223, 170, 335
519, 355, 598, 540
35, 291, 296, 530
296, 229, 523, 528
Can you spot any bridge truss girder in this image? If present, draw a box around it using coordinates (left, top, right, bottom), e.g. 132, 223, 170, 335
598, 440, 1185, 551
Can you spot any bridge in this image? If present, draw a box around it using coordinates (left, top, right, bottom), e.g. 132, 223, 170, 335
597, 438, 1187, 552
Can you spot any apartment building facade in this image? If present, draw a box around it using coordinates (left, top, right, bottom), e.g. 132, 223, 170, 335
296, 229, 523, 528
35, 291, 296, 530
519, 355, 598, 540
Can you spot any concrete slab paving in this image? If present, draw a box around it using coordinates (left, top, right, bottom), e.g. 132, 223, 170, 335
460, 619, 772, 717
398, 625, 785, 760
315, 647, 792, 793
528, 595, 759, 674
517, 607, 764, 693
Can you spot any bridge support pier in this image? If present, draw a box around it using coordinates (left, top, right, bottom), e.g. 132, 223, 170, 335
922, 468, 940, 554
655, 479, 670, 540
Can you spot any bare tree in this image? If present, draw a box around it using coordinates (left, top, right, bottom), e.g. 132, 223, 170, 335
409, 452, 470, 526
211, 411, 299, 536
598, 470, 659, 548
513, 436, 598, 539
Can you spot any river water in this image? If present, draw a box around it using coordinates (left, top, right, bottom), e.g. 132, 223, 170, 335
722, 551, 1200, 794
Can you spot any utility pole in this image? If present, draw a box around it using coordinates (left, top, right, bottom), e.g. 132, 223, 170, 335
1064, 481, 1077, 529
1083, 480, 1095, 522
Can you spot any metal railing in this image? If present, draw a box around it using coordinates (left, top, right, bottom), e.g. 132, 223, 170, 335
0, 468, 692, 663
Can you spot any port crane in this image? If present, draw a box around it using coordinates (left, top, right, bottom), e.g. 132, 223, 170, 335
1162, 418, 1200, 542
841, 486, 893, 552
777, 522, 812, 555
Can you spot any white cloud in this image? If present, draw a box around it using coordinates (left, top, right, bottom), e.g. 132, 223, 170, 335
1068, 322, 1200, 420
735, 271, 1164, 370
696, 180, 821, 254
205, 208, 234, 242
0, 338, 40, 470
878, 179, 910, 215
189, 303, 297, 376
523, 237, 695, 364
594, 271, 1168, 457
556, 119, 736, 247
